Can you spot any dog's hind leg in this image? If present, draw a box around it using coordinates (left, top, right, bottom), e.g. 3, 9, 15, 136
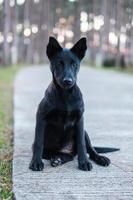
50, 153, 74, 167
85, 131, 110, 166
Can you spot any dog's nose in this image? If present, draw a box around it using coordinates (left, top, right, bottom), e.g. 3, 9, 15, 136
63, 78, 73, 86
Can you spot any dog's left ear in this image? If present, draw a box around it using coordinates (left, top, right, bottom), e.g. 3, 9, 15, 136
71, 37, 87, 60
46, 36, 63, 59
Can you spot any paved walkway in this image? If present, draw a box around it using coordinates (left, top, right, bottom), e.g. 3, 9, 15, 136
13, 65, 133, 200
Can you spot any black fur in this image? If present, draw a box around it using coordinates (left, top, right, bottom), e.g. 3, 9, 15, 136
29, 37, 119, 171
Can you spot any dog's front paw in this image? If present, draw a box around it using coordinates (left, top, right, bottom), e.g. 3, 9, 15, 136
29, 158, 44, 171
78, 159, 92, 171
92, 155, 110, 167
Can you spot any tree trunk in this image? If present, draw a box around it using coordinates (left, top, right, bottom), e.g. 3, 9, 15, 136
3, 0, 10, 66
12, 0, 18, 65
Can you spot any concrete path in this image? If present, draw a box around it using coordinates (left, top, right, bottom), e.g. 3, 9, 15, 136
13, 65, 133, 200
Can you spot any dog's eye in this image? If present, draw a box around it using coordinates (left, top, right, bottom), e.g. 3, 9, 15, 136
59, 61, 64, 66
71, 63, 77, 68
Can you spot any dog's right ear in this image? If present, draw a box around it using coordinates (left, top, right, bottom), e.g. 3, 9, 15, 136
46, 37, 63, 59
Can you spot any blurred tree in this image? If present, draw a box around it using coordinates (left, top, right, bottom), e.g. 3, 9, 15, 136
3, 0, 10, 65
73, 0, 81, 43
12, 0, 18, 65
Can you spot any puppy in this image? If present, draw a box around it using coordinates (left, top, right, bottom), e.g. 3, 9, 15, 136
29, 37, 118, 171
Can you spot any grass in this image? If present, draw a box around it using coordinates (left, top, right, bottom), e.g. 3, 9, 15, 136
0, 66, 19, 200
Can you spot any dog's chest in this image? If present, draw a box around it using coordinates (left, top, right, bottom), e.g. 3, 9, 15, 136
47, 110, 79, 129
45, 109, 82, 154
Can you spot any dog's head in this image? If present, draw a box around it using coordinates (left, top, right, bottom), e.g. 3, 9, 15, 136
46, 36, 87, 89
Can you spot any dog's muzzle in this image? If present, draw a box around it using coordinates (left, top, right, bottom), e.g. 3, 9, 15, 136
63, 78, 73, 88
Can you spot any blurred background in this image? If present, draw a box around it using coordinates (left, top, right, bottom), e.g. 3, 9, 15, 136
0, 1, 133, 199
0, 0, 133, 68
0, 0, 133, 200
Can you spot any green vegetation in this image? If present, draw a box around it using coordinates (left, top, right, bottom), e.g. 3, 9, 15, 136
0, 66, 19, 200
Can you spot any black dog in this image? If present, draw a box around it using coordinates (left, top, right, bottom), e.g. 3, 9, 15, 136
29, 37, 119, 171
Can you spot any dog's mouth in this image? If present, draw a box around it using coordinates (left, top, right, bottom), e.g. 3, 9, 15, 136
62, 84, 74, 89
59, 81, 75, 89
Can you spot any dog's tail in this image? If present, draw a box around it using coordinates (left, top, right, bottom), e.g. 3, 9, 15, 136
94, 147, 120, 154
